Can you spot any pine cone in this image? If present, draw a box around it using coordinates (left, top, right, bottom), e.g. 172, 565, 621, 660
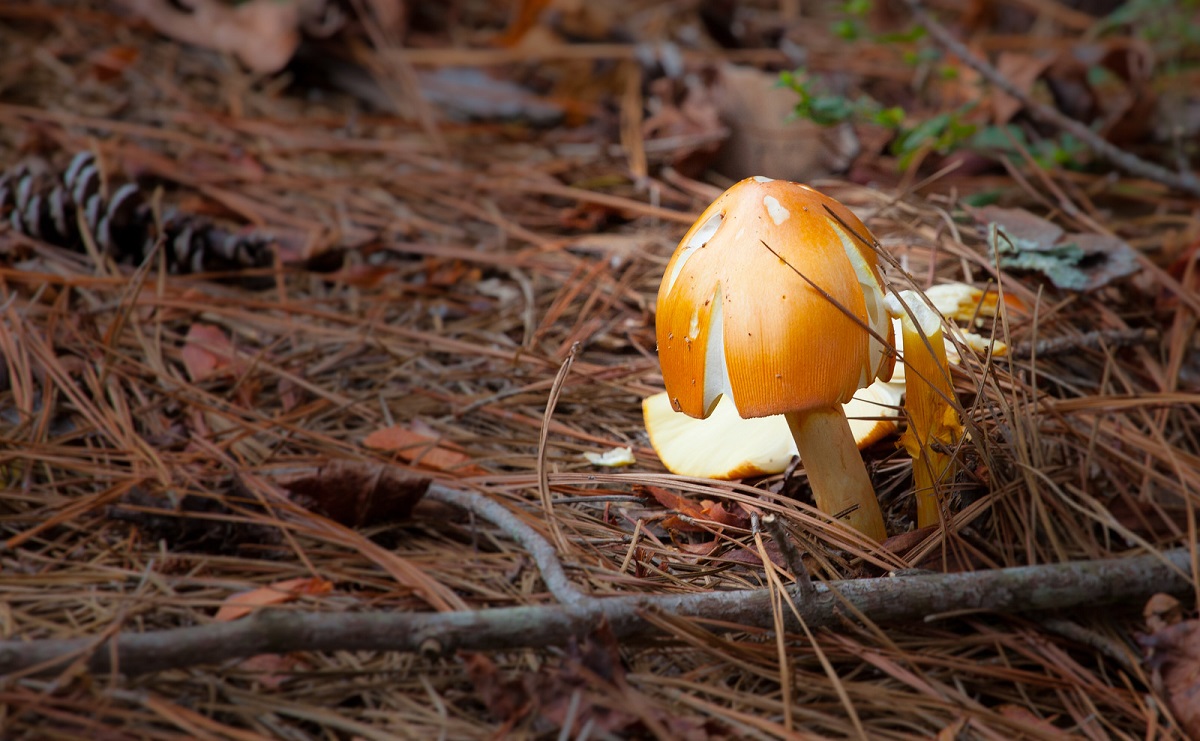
0, 152, 275, 277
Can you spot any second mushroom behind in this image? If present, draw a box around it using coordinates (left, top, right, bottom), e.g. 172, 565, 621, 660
655, 177, 894, 541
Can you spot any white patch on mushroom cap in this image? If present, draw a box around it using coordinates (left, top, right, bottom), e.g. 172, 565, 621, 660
885, 290, 941, 335
665, 211, 723, 294
828, 218, 889, 387
752, 175, 774, 183
763, 195, 790, 225
701, 286, 732, 416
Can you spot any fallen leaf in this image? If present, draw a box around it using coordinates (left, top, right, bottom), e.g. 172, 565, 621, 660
639, 486, 751, 533
282, 460, 430, 527
1144, 593, 1184, 633
700, 500, 749, 529
973, 206, 1140, 291
720, 541, 788, 571
710, 63, 842, 181
324, 264, 398, 289
991, 52, 1055, 124
638, 486, 706, 530
121, 0, 321, 74
215, 576, 333, 622
363, 425, 485, 475
465, 620, 713, 738
87, 45, 140, 81
181, 323, 238, 381
237, 652, 308, 690
881, 525, 936, 555
1140, 616, 1200, 738
463, 653, 529, 728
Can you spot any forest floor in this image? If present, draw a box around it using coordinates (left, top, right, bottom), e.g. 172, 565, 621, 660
1, 1, 1199, 738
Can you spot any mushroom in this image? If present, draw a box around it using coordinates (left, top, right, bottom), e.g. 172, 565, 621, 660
886, 290, 964, 528
655, 177, 894, 541
642, 382, 902, 480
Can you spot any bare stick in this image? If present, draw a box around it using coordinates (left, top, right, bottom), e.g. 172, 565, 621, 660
1009, 327, 1159, 359
426, 483, 591, 610
0, 549, 1191, 677
901, 0, 1200, 198
758, 513, 816, 602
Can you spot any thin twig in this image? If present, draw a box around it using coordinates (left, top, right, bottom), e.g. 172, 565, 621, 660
1039, 617, 1144, 679
902, 0, 1200, 198
0, 549, 1191, 678
1009, 327, 1160, 359
426, 483, 591, 610
758, 514, 816, 602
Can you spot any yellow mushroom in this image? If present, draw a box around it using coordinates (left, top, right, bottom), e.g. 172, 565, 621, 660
886, 291, 964, 528
655, 177, 894, 541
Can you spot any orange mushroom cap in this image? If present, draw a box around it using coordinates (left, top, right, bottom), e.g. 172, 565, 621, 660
656, 177, 894, 420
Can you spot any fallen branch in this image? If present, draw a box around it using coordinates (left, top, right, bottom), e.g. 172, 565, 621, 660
425, 484, 589, 609
0, 547, 1190, 677
902, 0, 1200, 198
1009, 327, 1160, 359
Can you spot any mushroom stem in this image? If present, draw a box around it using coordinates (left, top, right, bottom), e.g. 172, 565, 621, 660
785, 406, 887, 542
895, 313, 962, 529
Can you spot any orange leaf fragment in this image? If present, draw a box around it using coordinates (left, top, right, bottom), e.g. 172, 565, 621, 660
364, 425, 484, 475
994, 704, 1064, 735
182, 323, 237, 381
236, 652, 307, 690
639, 486, 749, 532
214, 577, 333, 622
88, 45, 140, 81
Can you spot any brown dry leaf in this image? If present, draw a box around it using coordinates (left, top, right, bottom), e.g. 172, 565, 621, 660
710, 63, 841, 181
973, 206, 1140, 291
87, 45, 140, 81
995, 703, 1063, 732
720, 541, 787, 571
639, 486, 708, 532
423, 257, 481, 287
466, 622, 710, 738
1046, 39, 1157, 144
463, 653, 530, 730
1145, 593, 1184, 633
237, 653, 308, 690
363, 425, 485, 475
325, 264, 398, 289
181, 322, 238, 381
121, 0, 324, 74
660, 497, 749, 533
991, 52, 1055, 124
1140, 603, 1200, 738
882, 525, 935, 555
701, 500, 749, 530
283, 460, 431, 528
214, 576, 333, 622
